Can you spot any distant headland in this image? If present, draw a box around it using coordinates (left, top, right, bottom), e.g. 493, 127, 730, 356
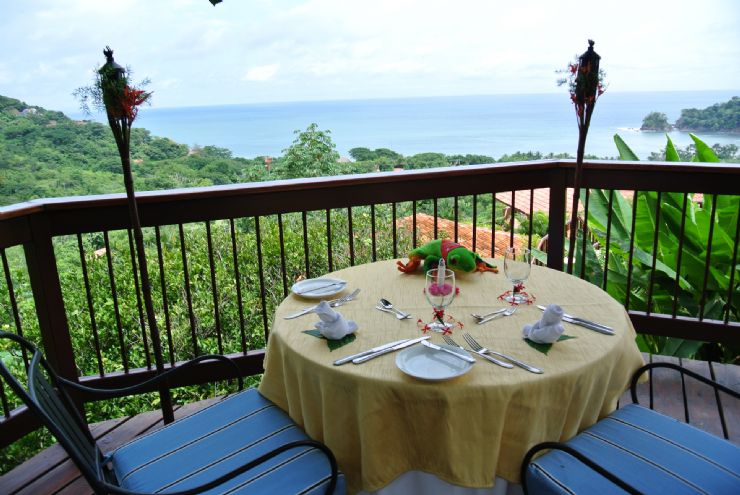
641, 97, 739, 133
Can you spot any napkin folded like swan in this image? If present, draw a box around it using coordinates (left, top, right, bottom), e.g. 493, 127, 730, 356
314, 300, 358, 340
522, 304, 564, 344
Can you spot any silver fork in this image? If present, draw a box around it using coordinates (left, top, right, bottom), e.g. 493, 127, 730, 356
283, 288, 360, 319
470, 308, 507, 320
462, 333, 543, 374
374, 306, 412, 320
443, 334, 513, 369
474, 306, 517, 325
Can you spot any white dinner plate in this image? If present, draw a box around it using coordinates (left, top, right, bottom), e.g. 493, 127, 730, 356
396, 343, 474, 381
291, 277, 347, 299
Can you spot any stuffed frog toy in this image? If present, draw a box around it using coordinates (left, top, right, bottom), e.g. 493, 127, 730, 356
397, 239, 497, 273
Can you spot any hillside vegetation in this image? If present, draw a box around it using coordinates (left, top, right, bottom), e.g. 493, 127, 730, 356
2, 94, 738, 209
642, 96, 739, 133
675, 96, 739, 133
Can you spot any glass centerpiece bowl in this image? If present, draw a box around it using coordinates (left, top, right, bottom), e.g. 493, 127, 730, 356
424, 265, 457, 333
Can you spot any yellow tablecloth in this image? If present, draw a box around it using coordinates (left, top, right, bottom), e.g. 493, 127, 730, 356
259, 260, 644, 494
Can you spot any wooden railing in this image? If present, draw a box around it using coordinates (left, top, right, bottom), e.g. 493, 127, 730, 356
1, 159, 739, 447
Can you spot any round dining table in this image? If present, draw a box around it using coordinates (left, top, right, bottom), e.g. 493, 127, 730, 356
258, 259, 645, 495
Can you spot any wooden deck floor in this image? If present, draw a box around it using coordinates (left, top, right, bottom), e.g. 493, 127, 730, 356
1, 354, 738, 494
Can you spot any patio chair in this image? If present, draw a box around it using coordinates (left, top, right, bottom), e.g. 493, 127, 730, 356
0, 331, 345, 494
521, 362, 740, 495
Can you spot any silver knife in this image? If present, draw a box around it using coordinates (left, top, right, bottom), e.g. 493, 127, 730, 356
562, 316, 615, 335
422, 340, 476, 363
352, 336, 430, 364
295, 280, 345, 295
333, 339, 410, 366
283, 305, 319, 320
536, 305, 614, 333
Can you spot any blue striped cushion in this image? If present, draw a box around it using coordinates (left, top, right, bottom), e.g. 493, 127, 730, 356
526, 403, 740, 495
109, 388, 345, 494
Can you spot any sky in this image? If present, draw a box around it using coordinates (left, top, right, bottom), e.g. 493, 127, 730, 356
1, 0, 739, 113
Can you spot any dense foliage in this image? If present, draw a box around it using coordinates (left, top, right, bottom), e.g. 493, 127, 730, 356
579, 133, 739, 363
641, 111, 672, 131
640, 97, 739, 134
675, 97, 739, 133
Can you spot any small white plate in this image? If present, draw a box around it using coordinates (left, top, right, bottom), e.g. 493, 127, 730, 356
291, 277, 347, 299
396, 343, 474, 381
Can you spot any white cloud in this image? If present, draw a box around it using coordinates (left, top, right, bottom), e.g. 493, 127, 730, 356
243, 64, 279, 82
0, 0, 738, 110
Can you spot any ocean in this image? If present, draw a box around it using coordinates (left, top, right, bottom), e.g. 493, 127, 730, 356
129, 90, 738, 161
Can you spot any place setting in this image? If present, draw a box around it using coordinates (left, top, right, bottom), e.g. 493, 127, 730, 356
283, 275, 362, 320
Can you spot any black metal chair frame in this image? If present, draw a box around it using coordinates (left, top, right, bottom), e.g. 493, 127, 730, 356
0, 331, 339, 495
520, 362, 740, 495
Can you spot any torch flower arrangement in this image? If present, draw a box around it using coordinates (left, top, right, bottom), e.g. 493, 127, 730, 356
557, 40, 606, 274
75, 47, 174, 422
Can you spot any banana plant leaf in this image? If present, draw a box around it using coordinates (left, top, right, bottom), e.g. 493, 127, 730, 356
584, 133, 739, 359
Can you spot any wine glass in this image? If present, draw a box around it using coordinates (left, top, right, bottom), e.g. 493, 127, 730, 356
503, 247, 532, 304
424, 267, 456, 332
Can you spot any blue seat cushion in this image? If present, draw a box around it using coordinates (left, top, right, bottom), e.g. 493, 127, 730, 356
108, 388, 345, 494
526, 403, 740, 495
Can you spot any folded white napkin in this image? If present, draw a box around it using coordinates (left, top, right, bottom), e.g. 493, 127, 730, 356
313, 300, 358, 340
522, 304, 564, 344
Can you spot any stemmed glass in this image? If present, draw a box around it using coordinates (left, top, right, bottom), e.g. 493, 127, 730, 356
503, 247, 532, 304
424, 266, 456, 332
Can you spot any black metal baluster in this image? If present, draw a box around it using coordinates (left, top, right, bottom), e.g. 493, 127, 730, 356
603, 190, 615, 290
509, 190, 516, 248
277, 214, 288, 298
178, 224, 198, 356
527, 189, 534, 251
434, 199, 439, 238
348, 207, 355, 266
708, 361, 731, 440
0, 377, 8, 419
302, 211, 310, 279
625, 191, 639, 310
580, 189, 590, 278
104, 231, 129, 371
205, 221, 223, 355
412, 201, 418, 249
679, 360, 690, 423
1, 247, 28, 396
699, 194, 718, 321
392, 202, 398, 258
2, 249, 25, 344
491, 193, 497, 257
326, 209, 333, 273
454, 196, 459, 243
725, 200, 740, 324
472, 195, 478, 253
672, 194, 690, 318
229, 219, 248, 353
154, 227, 174, 365
646, 192, 662, 315
127, 228, 151, 368
371, 204, 377, 262
255, 216, 269, 341
77, 234, 104, 376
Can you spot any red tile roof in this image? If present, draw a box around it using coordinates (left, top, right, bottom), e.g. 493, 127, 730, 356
396, 213, 526, 258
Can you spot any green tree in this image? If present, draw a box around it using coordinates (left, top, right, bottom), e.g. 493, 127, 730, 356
144, 137, 189, 160
348, 147, 373, 161
280, 123, 340, 178
404, 152, 448, 169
